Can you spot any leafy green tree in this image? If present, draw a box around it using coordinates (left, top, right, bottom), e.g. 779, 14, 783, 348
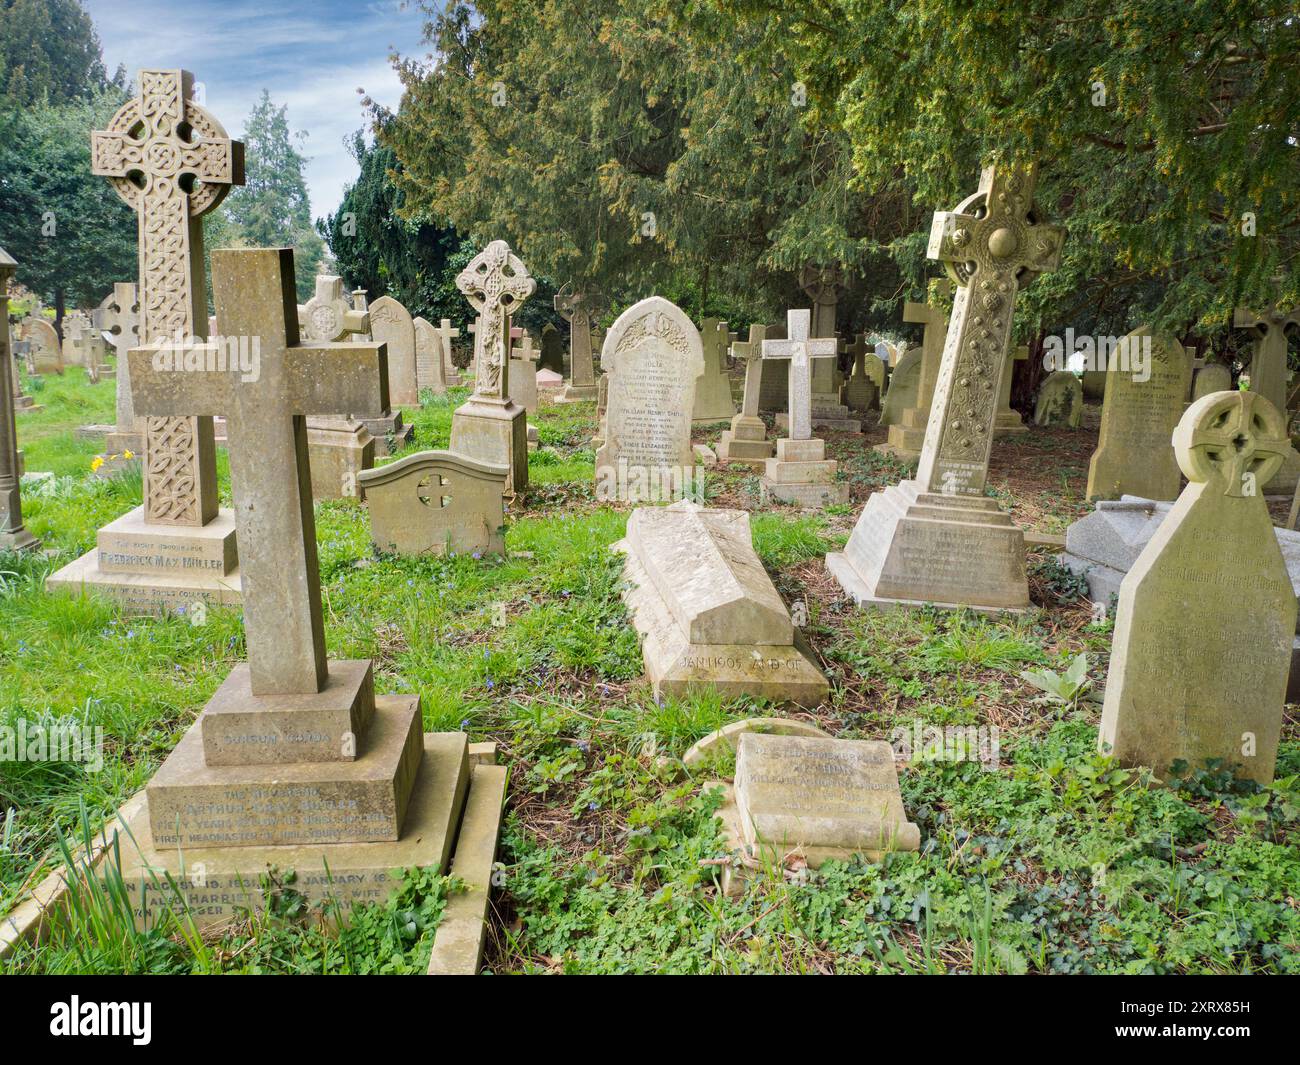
0, 87, 136, 327
718, 0, 1300, 348
383, 0, 904, 332
317, 128, 463, 316
212, 90, 323, 301
0, 0, 114, 107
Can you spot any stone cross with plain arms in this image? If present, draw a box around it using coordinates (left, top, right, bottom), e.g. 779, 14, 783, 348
457, 241, 535, 403
92, 68, 244, 527
1234, 297, 1300, 417
732, 323, 769, 421
129, 248, 389, 696
762, 309, 838, 440
916, 164, 1064, 496
436, 318, 460, 378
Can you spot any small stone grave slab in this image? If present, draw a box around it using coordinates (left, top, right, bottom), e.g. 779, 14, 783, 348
614, 499, 827, 703
359, 450, 508, 556
712, 733, 919, 895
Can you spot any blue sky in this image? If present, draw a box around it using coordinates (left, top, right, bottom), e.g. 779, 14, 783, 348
84, 0, 438, 219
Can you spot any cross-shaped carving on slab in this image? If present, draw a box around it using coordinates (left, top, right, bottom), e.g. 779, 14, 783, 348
416, 472, 452, 509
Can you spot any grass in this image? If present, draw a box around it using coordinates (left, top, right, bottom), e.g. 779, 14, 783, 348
1, 371, 1297, 974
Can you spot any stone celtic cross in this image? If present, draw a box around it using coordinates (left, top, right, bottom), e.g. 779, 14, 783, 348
457, 241, 535, 402
555, 288, 606, 389
916, 164, 1064, 496
762, 309, 838, 440
1233, 296, 1300, 417
1174, 389, 1289, 496
129, 248, 389, 696
92, 69, 244, 525
301, 271, 369, 342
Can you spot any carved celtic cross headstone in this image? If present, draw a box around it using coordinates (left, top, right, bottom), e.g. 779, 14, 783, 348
301, 270, 369, 342
1233, 295, 1300, 417
916, 164, 1064, 497
91, 69, 244, 526
555, 287, 606, 394
457, 241, 535, 403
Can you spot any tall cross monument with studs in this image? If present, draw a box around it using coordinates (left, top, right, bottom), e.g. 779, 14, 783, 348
829, 163, 1065, 611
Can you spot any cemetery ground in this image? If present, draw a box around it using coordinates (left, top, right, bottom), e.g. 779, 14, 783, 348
2, 367, 1298, 976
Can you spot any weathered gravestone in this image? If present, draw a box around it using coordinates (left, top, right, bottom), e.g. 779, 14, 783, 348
693, 318, 737, 423
993, 344, 1030, 435
840, 334, 881, 413
555, 289, 604, 402
359, 450, 508, 557
1099, 391, 1295, 785
1191, 362, 1232, 400
798, 265, 857, 429
64, 312, 108, 378
876, 278, 950, 461
595, 296, 703, 502
436, 318, 461, 386
23, 317, 62, 374
450, 241, 535, 497
1233, 296, 1298, 418
0, 249, 37, 551
1234, 296, 1300, 493
508, 332, 539, 412
614, 500, 827, 702
1085, 327, 1191, 502
757, 320, 789, 412
1034, 370, 1083, 427
538, 321, 564, 374
368, 295, 419, 405
829, 163, 1064, 612
760, 309, 848, 507
299, 269, 377, 500
877, 345, 921, 429
97, 285, 142, 440
716, 324, 773, 465
364, 296, 418, 453
414, 315, 448, 395
711, 733, 919, 896
111, 248, 503, 941
47, 68, 243, 611
509, 332, 541, 451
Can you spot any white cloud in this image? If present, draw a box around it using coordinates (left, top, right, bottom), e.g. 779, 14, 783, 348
84, 0, 430, 217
